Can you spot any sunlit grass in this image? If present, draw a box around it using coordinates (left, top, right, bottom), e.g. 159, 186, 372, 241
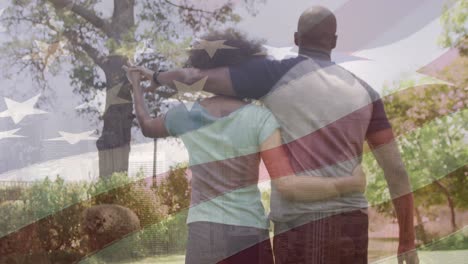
375, 250, 468, 264
133, 250, 468, 264
136, 254, 185, 264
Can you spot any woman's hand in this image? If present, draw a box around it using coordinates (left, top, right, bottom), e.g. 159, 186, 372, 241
332, 164, 366, 196
126, 66, 155, 82
128, 71, 141, 87
126, 66, 160, 92
123, 66, 141, 88
350, 164, 367, 193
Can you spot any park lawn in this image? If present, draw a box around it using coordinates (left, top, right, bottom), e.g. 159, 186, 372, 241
136, 250, 468, 264
136, 254, 185, 264
373, 250, 468, 264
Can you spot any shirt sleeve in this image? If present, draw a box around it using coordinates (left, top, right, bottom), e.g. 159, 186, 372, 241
349, 72, 392, 136
229, 57, 305, 100
366, 98, 392, 135
163, 103, 191, 137
361, 82, 392, 136
257, 108, 281, 144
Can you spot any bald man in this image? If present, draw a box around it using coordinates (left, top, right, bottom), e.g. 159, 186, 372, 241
129, 6, 418, 264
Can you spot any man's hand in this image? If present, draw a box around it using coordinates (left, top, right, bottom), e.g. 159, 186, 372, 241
397, 245, 419, 264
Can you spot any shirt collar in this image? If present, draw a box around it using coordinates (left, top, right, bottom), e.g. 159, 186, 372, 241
298, 47, 332, 61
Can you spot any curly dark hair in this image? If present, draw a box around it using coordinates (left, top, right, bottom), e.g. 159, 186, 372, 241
187, 28, 265, 69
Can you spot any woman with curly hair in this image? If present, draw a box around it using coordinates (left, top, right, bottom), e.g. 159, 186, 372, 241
124, 28, 364, 264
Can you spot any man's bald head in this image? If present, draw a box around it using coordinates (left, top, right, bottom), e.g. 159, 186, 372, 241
295, 6, 337, 51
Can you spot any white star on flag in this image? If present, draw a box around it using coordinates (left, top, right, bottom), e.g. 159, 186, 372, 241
47, 130, 97, 145
0, 128, 24, 140
173, 76, 208, 94
191, 39, 237, 58
0, 94, 48, 124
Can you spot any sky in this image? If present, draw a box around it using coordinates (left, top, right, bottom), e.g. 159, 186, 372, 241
0, 0, 458, 182
235, 0, 453, 91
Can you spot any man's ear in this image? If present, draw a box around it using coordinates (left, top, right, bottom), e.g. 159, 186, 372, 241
294, 32, 299, 46
331, 35, 338, 49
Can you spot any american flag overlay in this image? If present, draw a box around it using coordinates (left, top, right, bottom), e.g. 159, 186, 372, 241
0, 0, 466, 263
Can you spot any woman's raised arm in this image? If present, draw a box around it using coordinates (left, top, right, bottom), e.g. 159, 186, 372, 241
124, 66, 170, 139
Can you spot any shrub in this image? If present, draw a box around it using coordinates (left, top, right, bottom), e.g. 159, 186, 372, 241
155, 163, 191, 215
139, 210, 189, 255
421, 231, 468, 251
0, 177, 91, 263
0, 164, 192, 262
0, 187, 23, 203
0, 200, 30, 237
88, 172, 168, 227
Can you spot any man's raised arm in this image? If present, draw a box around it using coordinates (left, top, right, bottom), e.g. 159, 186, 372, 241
128, 66, 237, 96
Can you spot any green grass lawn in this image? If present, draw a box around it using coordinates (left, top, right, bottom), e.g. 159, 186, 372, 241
136, 254, 185, 264
136, 250, 468, 264
374, 250, 468, 264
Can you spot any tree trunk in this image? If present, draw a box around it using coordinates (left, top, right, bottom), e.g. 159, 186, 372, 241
96, 0, 135, 178
433, 180, 458, 232
96, 55, 134, 178
153, 138, 158, 187
414, 206, 429, 244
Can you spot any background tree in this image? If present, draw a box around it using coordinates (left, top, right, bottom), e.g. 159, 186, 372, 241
364, 0, 467, 244
155, 163, 190, 215
364, 9, 467, 244
0, 0, 260, 178
439, 0, 467, 54
364, 82, 467, 243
